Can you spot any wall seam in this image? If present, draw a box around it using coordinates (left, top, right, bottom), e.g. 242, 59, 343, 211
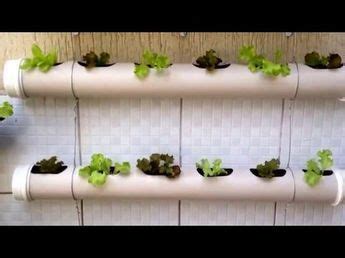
178, 98, 183, 226
71, 32, 84, 225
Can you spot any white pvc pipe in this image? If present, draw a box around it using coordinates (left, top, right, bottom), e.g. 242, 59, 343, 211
72, 167, 295, 202
297, 64, 345, 98
12, 164, 75, 201
3, 59, 74, 98
337, 169, 345, 204
3, 60, 299, 98
291, 168, 343, 205
72, 63, 298, 98
11, 165, 344, 205
5, 60, 345, 99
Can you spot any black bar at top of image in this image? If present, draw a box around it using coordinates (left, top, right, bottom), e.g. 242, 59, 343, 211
1, 3, 345, 32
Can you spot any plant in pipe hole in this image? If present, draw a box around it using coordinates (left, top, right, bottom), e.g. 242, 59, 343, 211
136, 153, 181, 178
0, 101, 13, 121
304, 51, 342, 69
255, 158, 280, 178
79, 153, 131, 187
134, 50, 170, 78
196, 158, 227, 177
33, 156, 66, 174
20, 44, 58, 72
239, 45, 290, 76
81, 51, 111, 68
304, 149, 333, 187
193, 49, 230, 70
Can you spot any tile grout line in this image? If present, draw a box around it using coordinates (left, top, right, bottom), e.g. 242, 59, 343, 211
71, 33, 84, 226
278, 99, 285, 162
274, 98, 286, 226
178, 98, 183, 226
73, 99, 82, 226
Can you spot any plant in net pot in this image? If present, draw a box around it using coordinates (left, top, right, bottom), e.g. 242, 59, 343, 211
250, 158, 286, 178
195, 158, 233, 177
136, 153, 181, 178
304, 149, 333, 187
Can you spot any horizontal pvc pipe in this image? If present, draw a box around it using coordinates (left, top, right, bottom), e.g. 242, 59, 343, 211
72, 167, 295, 201
3, 59, 74, 98
11, 165, 344, 205
3, 60, 299, 98
12, 165, 31, 201
297, 64, 345, 98
292, 168, 343, 205
72, 63, 298, 98
338, 169, 345, 204
12, 165, 75, 201
5, 60, 345, 99
3, 59, 25, 98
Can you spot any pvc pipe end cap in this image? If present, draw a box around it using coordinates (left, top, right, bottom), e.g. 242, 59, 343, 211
3, 59, 25, 98
12, 165, 31, 201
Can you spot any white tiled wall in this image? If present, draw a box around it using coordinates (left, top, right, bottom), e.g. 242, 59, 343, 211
289, 99, 345, 168
180, 201, 275, 225
275, 202, 345, 225
83, 199, 179, 225
181, 98, 283, 168
1, 95, 345, 225
0, 96, 75, 192
78, 98, 181, 165
0, 195, 79, 225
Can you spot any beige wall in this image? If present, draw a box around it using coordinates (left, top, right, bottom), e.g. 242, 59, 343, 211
1, 32, 345, 71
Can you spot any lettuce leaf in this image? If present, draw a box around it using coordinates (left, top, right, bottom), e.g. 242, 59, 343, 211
239, 45, 290, 77
256, 159, 280, 178
196, 158, 226, 177
134, 50, 170, 78
114, 162, 131, 174
0, 101, 13, 119
20, 44, 57, 72
88, 171, 107, 186
304, 149, 333, 187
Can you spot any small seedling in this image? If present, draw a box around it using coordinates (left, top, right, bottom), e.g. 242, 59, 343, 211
196, 158, 227, 177
239, 45, 290, 76
255, 158, 280, 178
136, 153, 180, 178
304, 149, 333, 187
134, 50, 170, 78
35, 156, 65, 174
79, 153, 130, 187
81, 51, 111, 68
305, 51, 342, 69
20, 44, 58, 72
0, 101, 13, 120
194, 49, 224, 71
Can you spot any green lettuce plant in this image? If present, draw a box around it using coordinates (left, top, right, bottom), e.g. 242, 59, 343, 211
79, 153, 131, 187
81, 51, 111, 68
194, 49, 228, 71
0, 101, 13, 120
255, 158, 280, 178
134, 50, 170, 78
20, 44, 58, 72
305, 51, 342, 69
136, 153, 181, 178
196, 158, 227, 177
34, 156, 65, 174
304, 149, 333, 187
239, 45, 290, 76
